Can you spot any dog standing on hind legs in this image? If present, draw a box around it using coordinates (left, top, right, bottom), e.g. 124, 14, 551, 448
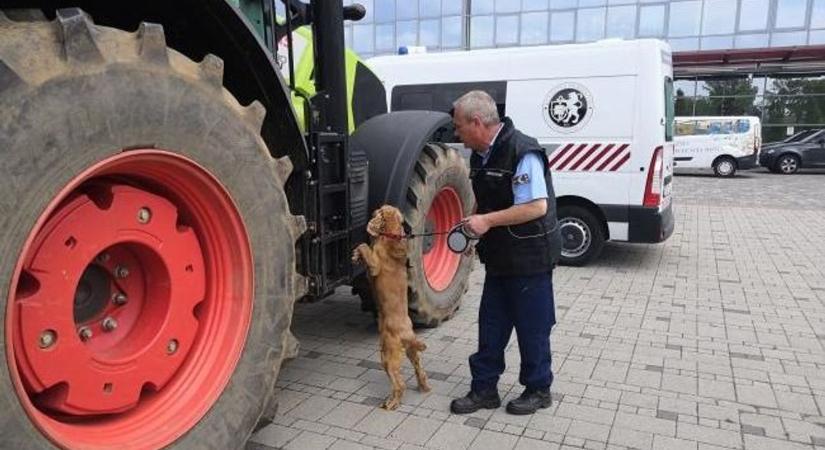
352, 205, 431, 410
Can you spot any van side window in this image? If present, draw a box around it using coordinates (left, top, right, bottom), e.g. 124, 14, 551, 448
735, 119, 750, 133
665, 77, 674, 142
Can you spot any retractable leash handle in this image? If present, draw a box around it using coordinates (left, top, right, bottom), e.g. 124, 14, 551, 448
447, 220, 480, 254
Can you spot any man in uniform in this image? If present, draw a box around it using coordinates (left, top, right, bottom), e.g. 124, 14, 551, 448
449, 90, 562, 415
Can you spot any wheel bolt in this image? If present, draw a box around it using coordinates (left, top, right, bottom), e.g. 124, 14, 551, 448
137, 207, 152, 224
39, 330, 56, 349
101, 317, 118, 332
167, 339, 179, 355
96, 252, 110, 264
112, 292, 128, 306
115, 266, 129, 278
78, 326, 93, 341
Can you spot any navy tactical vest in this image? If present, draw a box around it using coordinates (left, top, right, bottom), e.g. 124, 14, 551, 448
470, 118, 562, 276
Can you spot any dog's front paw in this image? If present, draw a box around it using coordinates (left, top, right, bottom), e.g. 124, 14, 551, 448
351, 248, 361, 264
381, 396, 401, 411
418, 382, 432, 393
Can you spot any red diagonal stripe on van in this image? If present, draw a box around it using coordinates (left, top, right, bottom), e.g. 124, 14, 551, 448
596, 144, 628, 171
548, 143, 573, 168
609, 151, 631, 171
557, 144, 588, 170
583, 144, 615, 171
569, 144, 601, 171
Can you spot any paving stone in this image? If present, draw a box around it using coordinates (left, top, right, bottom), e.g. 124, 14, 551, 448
249, 424, 301, 448
283, 431, 337, 450
353, 409, 407, 438
320, 401, 374, 428
389, 416, 443, 446
427, 422, 479, 450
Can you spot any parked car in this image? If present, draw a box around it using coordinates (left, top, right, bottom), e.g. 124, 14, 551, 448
760, 129, 825, 174
761, 129, 817, 152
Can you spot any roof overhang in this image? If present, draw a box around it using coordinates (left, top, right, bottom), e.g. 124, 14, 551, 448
673, 45, 825, 77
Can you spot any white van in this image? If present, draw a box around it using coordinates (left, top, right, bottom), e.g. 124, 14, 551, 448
673, 116, 761, 177
368, 39, 675, 266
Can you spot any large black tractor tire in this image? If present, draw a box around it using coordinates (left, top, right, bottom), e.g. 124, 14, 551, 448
0, 10, 303, 449
404, 144, 475, 327
352, 144, 474, 326
557, 205, 605, 266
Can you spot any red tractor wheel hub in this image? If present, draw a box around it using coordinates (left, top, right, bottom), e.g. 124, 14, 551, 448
6, 150, 254, 449
422, 187, 463, 291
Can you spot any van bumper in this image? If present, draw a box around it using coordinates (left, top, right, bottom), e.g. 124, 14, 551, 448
627, 202, 674, 243
736, 153, 758, 170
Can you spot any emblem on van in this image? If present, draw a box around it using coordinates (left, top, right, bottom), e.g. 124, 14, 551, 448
543, 83, 593, 133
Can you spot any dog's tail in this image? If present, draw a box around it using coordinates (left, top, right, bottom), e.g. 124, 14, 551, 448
403, 338, 427, 352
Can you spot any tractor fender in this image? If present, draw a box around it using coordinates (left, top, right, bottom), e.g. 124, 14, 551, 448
350, 110, 452, 214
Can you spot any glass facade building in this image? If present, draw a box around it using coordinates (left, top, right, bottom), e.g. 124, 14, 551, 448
336, 0, 825, 57
276, 0, 825, 141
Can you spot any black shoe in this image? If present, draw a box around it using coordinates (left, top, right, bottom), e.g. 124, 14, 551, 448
506, 389, 552, 415
450, 390, 501, 414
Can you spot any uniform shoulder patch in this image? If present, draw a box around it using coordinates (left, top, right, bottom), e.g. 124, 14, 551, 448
512, 173, 530, 186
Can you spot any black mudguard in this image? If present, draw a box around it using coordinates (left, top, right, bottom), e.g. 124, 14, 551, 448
350, 110, 452, 215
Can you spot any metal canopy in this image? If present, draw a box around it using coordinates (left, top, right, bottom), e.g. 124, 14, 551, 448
673, 45, 825, 76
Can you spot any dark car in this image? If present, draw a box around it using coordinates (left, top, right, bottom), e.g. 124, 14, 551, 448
760, 129, 825, 174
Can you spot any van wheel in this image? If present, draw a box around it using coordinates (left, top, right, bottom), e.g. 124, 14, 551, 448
776, 154, 800, 174
713, 156, 737, 177
557, 206, 604, 267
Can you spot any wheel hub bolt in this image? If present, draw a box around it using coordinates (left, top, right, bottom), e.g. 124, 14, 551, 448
137, 207, 152, 224
39, 330, 56, 349
101, 317, 118, 332
167, 339, 179, 355
115, 266, 130, 278
96, 253, 110, 264
78, 326, 93, 341
112, 292, 128, 306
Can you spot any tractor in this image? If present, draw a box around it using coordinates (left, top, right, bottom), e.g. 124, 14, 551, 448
0, 1, 474, 448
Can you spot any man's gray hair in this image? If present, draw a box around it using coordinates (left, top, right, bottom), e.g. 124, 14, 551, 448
453, 90, 500, 126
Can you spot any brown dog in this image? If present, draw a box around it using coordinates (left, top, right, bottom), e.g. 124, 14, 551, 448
352, 205, 431, 410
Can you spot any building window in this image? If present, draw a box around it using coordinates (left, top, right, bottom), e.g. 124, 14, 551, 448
735, 33, 769, 47
638, 4, 666, 37
738, 0, 769, 31
374, 0, 395, 23
442, 0, 463, 15
397, 0, 420, 20
521, 11, 550, 44
775, 0, 808, 28
669, 37, 700, 50
579, 0, 607, 8
550, 10, 576, 41
811, 0, 825, 28
353, 24, 374, 53
375, 23, 395, 51
421, 0, 442, 17
472, 0, 495, 14
606, 5, 636, 38
669, 1, 701, 37
496, 0, 521, 13
420, 18, 441, 47
810, 29, 825, 43
360, 0, 375, 23
397, 20, 418, 47
523, 0, 550, 11
702, 0, 736, 35
471, 15, 495, 47
442, 15, 463, 47
577, 7, 606, 41
550, 0, 577, 9
701, 35, 734, 49
496, 14, 519, 45
771, 30, 807, 45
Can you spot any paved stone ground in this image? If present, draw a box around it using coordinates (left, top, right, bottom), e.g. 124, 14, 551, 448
249, 169, 825, 450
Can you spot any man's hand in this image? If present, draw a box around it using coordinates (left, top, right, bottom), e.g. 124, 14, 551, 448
463, 214, 491, 237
